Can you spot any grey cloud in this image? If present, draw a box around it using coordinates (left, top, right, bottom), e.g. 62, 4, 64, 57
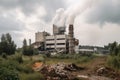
40, 0, 66, 22
86, 0, 120, 24
0, 0, 65, 22
0, 15, 25, 32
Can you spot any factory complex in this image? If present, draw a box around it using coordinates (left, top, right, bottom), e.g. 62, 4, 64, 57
32, 24, 79, 54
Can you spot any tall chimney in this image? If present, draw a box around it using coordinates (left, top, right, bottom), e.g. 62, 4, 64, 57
69, 24, 75, 54
29, 39, 31, 46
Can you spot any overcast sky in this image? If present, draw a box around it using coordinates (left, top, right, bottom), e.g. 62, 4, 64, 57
0, 0, 120, 47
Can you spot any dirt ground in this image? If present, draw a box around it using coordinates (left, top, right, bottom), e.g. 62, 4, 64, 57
43, 56, 120, 80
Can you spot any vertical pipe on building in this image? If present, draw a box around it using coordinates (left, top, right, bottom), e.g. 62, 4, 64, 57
69, 24, 75, 54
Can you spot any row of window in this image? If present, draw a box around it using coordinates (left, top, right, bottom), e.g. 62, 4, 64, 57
46, 43, 65, 46
46, 38, 65, 41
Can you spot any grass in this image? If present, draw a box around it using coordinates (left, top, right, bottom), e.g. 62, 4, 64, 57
0, 53, 114, 80
19, 72, 44, 80
45, 54, 95, 65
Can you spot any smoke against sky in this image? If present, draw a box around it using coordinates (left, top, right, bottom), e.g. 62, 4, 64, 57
0, 0, 120, 47
52, 0, 99, 26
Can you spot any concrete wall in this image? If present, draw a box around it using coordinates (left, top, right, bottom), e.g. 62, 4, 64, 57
45, 35, 67, 51
35, 32, 45, 42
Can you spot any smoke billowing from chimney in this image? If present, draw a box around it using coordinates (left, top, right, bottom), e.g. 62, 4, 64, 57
52, 8, 66, 27
52, 0, 98, 26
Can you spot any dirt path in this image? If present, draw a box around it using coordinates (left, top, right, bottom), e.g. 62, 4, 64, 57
77, 75, 113, 80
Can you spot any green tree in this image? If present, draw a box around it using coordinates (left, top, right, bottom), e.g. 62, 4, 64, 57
22, 39, 34, 56
108, 41, 119, 55
22, 39, 27, 55
107, 41, 120, 69
0, 33, 16, 55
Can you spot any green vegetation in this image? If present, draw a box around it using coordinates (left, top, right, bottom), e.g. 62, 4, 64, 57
0, 33, 16, 55
19, 72, 44, 80
0, 33, 120, 79
0, 54, 45, 80
22, 39, 39, 56
107, 41, 120, 70
0, 33, 45, 80
22, 39, 34, 56
46, 54, 95, 65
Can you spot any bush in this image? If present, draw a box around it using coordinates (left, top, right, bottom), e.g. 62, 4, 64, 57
13, 54, 23, 63
2, 53, 7, 59
0, 60, 19, 80
107, 56, 120, 70
33, 49, 39, 55
51, 54, 94, 59
17, 65, 33, 73
0, 67, 19, 80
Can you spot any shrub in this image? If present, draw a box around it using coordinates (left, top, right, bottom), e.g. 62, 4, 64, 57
14, 54, 23, 64
33, 49, 39, 55
0, 67, 19, 80
0, 60, 19, 80
2, 53, 7, 59
17, 65, 33, 73
107, 56, 120, 70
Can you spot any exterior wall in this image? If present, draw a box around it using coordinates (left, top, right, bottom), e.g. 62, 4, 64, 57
35, 32, 45, 42
34, 32, 50, 49
45, 34, 67, 52
35, 31, 50, 42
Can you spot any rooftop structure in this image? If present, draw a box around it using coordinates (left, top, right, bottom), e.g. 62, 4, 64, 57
53, 24, 66, 35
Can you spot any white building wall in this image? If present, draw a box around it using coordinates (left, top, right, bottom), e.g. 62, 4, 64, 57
45, 35, 67, 51
56, 40, 66, 43
46, 41, 55, 44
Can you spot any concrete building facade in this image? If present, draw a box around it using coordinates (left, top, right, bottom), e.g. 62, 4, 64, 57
45, 34, 68, 52
32, 31, 49, 49
33, 24, 78, 54
35, 31, 49, 42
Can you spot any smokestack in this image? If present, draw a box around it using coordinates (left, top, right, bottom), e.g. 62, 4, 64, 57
29, 39, 31, 46
53, 24, 59, 35
69, 24, 75, 54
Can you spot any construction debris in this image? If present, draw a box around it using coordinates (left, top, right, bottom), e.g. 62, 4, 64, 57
96, 67, 120, 79
32, 62, 43, 71
40, 63, 84, 80
32, 62, 118, 80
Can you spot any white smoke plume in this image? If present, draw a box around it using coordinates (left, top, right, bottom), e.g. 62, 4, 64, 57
52, 0, 99, 26
52, 8, 67, 27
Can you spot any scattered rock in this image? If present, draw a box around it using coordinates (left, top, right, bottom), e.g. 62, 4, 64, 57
96, 67, 120, 79
40, 63, 83, 80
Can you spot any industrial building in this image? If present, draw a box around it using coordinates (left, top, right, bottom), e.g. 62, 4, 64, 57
78, 45, 109, 54
32, 31, 50, 49
45, 34, 68, 52
32, 24, 79, 54
45, 24, 68, 53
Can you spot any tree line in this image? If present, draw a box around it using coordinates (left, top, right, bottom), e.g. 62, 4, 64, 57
107, 41, 120, 69
0, 33, 16, 55
0, 33, 38, 56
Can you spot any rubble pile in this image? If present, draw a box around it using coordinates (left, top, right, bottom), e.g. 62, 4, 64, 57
96, 67, 120, 79
40, 63, 83, 80
32, 62, 43, 71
